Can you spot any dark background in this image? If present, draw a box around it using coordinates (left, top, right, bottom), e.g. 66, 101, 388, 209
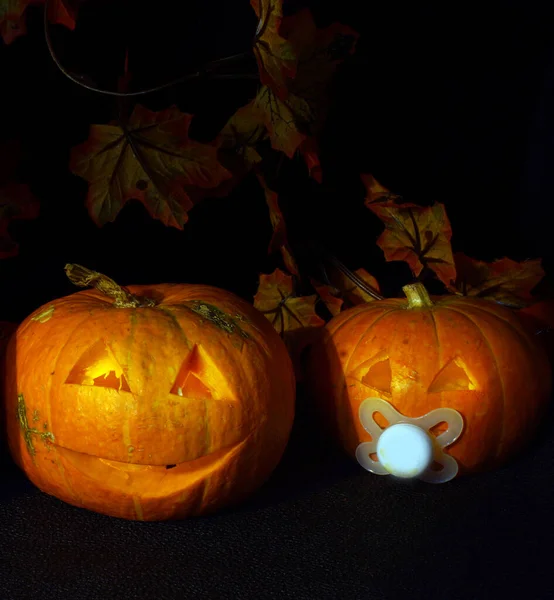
1, 1, 554, 599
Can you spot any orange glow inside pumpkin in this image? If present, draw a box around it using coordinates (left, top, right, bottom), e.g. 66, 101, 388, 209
355, 354, 478, 435
66, 340, 131, 391
170, 345, 213, 399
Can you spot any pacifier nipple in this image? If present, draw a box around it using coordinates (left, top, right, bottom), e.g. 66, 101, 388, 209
376, 422, 433, 478
355, 397, 464, 483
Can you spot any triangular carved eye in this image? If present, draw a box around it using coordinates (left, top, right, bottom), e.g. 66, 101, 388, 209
66, 340, 131, 392
428, 358, 475, 393
170, 345, 213, 400
360, 358, 392, 395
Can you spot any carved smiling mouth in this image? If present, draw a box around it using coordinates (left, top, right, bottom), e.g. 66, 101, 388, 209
50, 434, 253, 496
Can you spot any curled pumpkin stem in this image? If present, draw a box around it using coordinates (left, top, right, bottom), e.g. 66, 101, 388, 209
64, 263, 156, 308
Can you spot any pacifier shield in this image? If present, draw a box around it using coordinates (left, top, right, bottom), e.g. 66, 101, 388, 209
355, 397, 464, 483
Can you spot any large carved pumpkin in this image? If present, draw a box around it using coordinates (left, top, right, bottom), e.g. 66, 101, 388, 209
307, 283, 552, 480
3, 265, 295, 520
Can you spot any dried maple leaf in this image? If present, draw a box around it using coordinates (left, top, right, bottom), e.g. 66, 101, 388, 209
449, 253, 545, 308
0, 183, 40, 258
299, 137, 322, 183
229, 9, 357, 177
0, 0, 76, 44
240, 85, 306, 158
254, 268, 324, 335
254, 268, 325, 380
69, 104, 231, 228
362, 174, 402, 206
281, 8, 358, 119
274, 9, 358, 162
310, 279, 344, 317
44, 0, 77, 30
218, 102, 267, 170
368, 199, 456, 287
184, 96, 269, 204
257, 174, 299, 275
250, 0, 297, 99
1, 0, 33, 43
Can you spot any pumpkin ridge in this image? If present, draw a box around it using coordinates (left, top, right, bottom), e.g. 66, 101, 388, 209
49, 311, 95, 433
154, 306, 192, 348
441, 305, 506, 459
343, 308, 398, 380
449, 298, 537, 354
326, 303, 375, 338
427, 305, 443, 408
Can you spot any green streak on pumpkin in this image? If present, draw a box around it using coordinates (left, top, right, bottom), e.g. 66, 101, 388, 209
187, 301, 250, 339
17, 394, 55, 457
31, 305, 55, 323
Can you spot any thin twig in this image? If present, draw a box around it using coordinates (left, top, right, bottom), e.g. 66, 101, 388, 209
43, 0, 257, 96
313, 246, 384, 301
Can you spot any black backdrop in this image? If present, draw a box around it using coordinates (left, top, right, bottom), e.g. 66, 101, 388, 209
1, 2, 554, 599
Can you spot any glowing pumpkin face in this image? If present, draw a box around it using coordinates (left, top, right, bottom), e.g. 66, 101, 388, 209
308, 283, 552, 478
4, 271, 295, 521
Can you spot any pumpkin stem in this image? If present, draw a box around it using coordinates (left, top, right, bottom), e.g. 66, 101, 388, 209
402, 282, 434, 308
64, 264, 156, 308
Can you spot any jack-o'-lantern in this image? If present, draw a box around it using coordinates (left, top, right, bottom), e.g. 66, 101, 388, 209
3, 265, 295, 520
307, 283, 552, 481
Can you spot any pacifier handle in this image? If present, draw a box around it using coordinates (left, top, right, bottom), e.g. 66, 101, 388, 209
355, 397, 464, 483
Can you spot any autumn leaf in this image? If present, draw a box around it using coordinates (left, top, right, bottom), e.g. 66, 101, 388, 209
0, 183, 40, 258
227, 9, 357, 177
218, 102, 267, 170
69, 104, 231, 228
183, 102, 270, 205
254, 268, 324, 334
275, 8, 358, 163
44, 0, 77, 30
0, 0, 76, 44
310, 279, 344, 317
257, 174, 299, 275
368, 198, 456, 287
0, 0, 33, 43
182, 94, 269, 204
281, 8, 358, 120
250, 0, 296, 98
254, 268, 325, 380
449, 253, 545, 308
298, 137, 322, 183
362, 174, 402, 206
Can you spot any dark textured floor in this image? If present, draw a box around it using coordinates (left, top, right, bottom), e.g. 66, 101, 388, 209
1, 388, 553, 600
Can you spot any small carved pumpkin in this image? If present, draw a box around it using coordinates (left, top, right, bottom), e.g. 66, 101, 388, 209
307, 283, 552, 478
3, 265, 295, 520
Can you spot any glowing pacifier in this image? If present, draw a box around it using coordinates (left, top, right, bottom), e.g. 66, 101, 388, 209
355, 397, 464, 483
